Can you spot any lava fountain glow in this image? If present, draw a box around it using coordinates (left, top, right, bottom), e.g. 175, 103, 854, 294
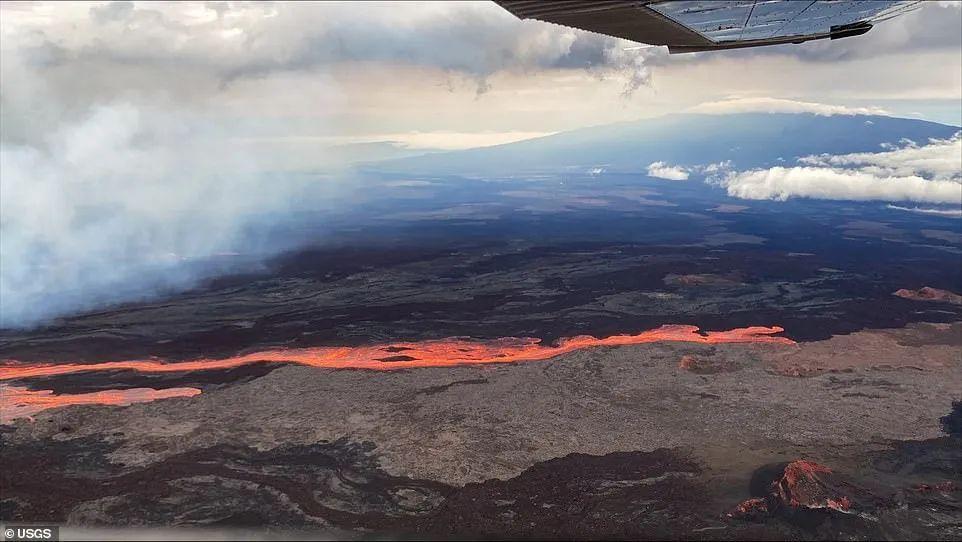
0, 325, 793, 420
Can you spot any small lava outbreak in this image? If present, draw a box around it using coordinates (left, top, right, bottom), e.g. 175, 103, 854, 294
0, 385, 201, 423
0, 325, 792, 421
677, 354, 738, 374
730, 460, 854, 520
774, 460, 852, 512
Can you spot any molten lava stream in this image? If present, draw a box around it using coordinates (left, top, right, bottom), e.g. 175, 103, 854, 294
0, 385, 201, 423
0, 325, 793, 381
0, 326, 793, 422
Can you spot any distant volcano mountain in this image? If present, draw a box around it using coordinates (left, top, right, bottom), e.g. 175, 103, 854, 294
371, 113, 960, 175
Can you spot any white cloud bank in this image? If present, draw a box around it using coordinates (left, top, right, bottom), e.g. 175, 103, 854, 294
689, 97, 890, 117
799, 134, 961, 181
718, 133, 962, 204
722, 167, 960, 203
647, 161, 690, 180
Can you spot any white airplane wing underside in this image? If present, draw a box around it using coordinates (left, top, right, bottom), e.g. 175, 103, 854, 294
496, 1, 922, 53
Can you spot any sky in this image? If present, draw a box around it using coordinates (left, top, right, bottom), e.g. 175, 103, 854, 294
1, 1, 960, 327
2, 1, 961, 161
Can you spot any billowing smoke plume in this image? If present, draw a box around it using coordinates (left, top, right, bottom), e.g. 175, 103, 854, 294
0, 102, 339, 327
0, 1, 658, 328
0, 29, 331, 328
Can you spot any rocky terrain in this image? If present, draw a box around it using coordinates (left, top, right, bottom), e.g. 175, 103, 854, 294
2, 320, 960, 539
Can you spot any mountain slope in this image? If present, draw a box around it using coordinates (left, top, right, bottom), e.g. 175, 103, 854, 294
372, 113, 960, 175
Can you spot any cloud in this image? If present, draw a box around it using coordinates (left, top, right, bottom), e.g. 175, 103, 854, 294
646, 160, 734, 181
721, 167, 961, 204
799, 133, 962, 181
0, 1, 659, 103
717, 134, 962, 204
688, 97, 890, 117
647, 161, 689, 180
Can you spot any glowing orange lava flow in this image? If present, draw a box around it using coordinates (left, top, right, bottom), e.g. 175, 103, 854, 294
0, 325, 793, 382
0, 385, 201, 423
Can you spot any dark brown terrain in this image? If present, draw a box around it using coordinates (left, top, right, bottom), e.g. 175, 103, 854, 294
2, 172, 960, 539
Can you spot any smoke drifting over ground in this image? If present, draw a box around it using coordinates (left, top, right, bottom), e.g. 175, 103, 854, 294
0, 103, 331, 328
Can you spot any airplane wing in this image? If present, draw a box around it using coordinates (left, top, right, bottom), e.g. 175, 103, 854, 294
495, 1, 922, 53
